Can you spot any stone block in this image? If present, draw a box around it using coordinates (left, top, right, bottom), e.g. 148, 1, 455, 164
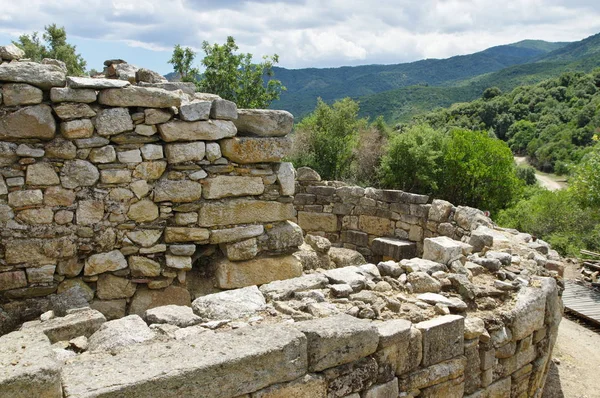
26, 265, 56, 284
259, 273, 329, 301
324, 357, 377, 398
133, 161, 167, 180
84, 250, 128, 276
76, 200, 104, 225
0, 330, 62, 398
209, 225, 265, 244
144, 108, 172, 124
127, 199, 159, 222
210, 98, 238, 120
145, 305, 201, 327
164, 227, 210, 243
298, 211, 338, 232
266, 221, 304, 251
96, 274, 137, 300
506, 285, 546, 341
423, 236, 470, 265
67, 76, 129, 89
165, 142, 205, 163
50, 87, 97, 103
8, 189, 43, 207
416, 315, 464, 366
95, 107, 133, 136
180, 101, 211, 121
192, 285, 266, 321
341, 230, 369, 247
362, 378, 399, 398
295, 314, 378, 372
21, 308, 106, 343
375, 319, 412, 349
98, 86, 182, 108
90, 300, 127, 321
0, 61, 65, 89
399, 356, 466, 391
158, 119, 237, 142
233, 109, 293, 137
0, 270, 28, 291
251, 374, 325, 398
203, 176, 265, 199
60, 160, 99, 189
372, 237, 416, 260
215, 255, 303, 289
419, 375, 464, 398
2, 83, 43, 105
222, 238, 258, 261
61, 324, 307, 398
87, 314, 154, 353
358, 215, 393, 236
129, 286, 191, 316
154, 180, 202, 202
198, 200, 295, 227
220, 137, 291, 164
129, 256, 161, 277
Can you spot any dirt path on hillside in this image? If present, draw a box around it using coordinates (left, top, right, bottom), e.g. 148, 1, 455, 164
543, 263, 600, 398
514, 156, 567, 191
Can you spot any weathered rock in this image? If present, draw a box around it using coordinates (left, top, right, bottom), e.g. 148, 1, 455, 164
401, 258, 448, 274
128, 286, 191, 316
53, 103, 96, 120
210, 98, 237, 120
89, 145, 116, 163
266, 220, 304, 251
295, 314, 378, 372
25, 162, 60, 186
198, 200, 295, 227
165, 141, 205, 163
0, 270, 28, 291
67, 76, 130, 89
127, 229, 163, 248
95, 108, 134, 136
180, 101, 212, 121
399, 356, 466, 391
8, 189, 44, 207
153, 180, 203, 203
60, 160, 99, 189
298, 211, 338, 232
45, 138, 77, 159
144, 108, 172, 124
0, 142, 18, 165
127, 199, 159, 222
135, 68, 168, 84
26, 265, 56, 283
145, 305, 201, 327
296, 167, 321, 181
88, 315, 154, 353
164, 227, 210, 243
165, 255, 192, 270
252, 374, 326, 398
76, 200, 104, 225
96, 274, 137, 300
158, 119, 237, 142
84, 250, 128, 276
220, 137, 291, 164
60, 118, 94, 139
203, 175, 264, 199
0, 61, 66, 89
374, 319, 412, 349
0, 43, 26, 60
215, 255, 303, 289
329, 248, 367, 268
363, 378, 400, 398
133, 160, 167, 180
233, 109, 293, 137
140, 144, 163, 160
2, 83, 43, 106
505, 284, 547, 341
21, 308, 106, 343
128, 256, 161, 277
98, 86, 181, 108
469, 226, 495, 252
0, 104, 56, 140
209, 225, 264, 244
260, 273, 329, 301
50, 87, 96, 103
0, 330, 62, 398
322, 266, 366, 291
192, 285, 265, 321
423, 236, 471, 265
221, 238, 258, 261
61, 324, 307, 398
416, 315, 464, 367
90, 300, 127, 321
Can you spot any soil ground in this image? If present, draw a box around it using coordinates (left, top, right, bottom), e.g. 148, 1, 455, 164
542, 263, 600, 398
514, 156, 567, 191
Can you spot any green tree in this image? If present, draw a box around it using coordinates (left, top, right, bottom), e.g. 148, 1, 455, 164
13, 24, 86, 76
440, 129, 522, 213
197, 36, 285, 108
570, 145, 600, 208
378, 125, 446, 194
168, 45, 198, 82
289, 98, 362, 180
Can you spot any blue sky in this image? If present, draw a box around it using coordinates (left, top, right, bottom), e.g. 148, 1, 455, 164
1, 0, 600, 74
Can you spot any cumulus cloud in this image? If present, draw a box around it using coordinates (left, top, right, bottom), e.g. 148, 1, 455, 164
0, 0, 599, 70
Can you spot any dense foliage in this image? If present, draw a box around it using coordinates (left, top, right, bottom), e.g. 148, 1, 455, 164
13, 24, 87, 76
168, 37, 285, 108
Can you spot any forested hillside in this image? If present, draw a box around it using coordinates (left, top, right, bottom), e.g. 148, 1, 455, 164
270, 40, 567, 118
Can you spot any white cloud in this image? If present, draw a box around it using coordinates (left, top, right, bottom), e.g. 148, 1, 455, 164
0, 0, 599, 70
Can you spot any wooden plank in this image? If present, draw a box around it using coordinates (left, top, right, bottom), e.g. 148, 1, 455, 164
581, 249, 600, 258
562, 281, 600, 326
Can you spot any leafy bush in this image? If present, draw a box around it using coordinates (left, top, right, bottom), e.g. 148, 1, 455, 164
516, 165, 537, 185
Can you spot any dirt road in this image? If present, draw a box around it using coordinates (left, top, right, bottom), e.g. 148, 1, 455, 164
514, 156, 567, 191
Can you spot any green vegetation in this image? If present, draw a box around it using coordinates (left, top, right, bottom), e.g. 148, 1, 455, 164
12, 24, 87, 76
168, 37, 285, 108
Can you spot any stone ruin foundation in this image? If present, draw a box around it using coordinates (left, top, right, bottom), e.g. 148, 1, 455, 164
0, 50, 563, 398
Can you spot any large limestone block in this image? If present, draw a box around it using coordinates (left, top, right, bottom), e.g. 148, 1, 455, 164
0, 61, 66, 89
158, 119, 237, 142
60, 160, 99, 189
198, 200, 295, 227
276, 162, 295, 196
50, 87, 97, 103
145, 305, 201, 327
423, 236, 471, 265
416, 315, 464, 367
233, 109, 294, 137
8, 189, 44, 207
192, 285, 266, 321
88, 315, 154, 353
60, 118, 94, 139
266, 220, 304, 251
4, 238, 75, 265
98, 86, 182, 108
61, 324, 307, 398
0, 43, 25, 60
179, 100, 211, 121
252, 374, 326, 398
505, 285, 547, 341
215, 255, 303, 289
21, 308, 106, 343
96, 274, 137, 300
84, 250, 128, 276
359, 215, 394, 236
67, 76, 129, 89
399, 356, 466, 391
220, 136, 291, 163
259, 273, 329, 301
0, 104, 56, 140
153, 180, 203, 202
298, 212, 338, 232
165, 141, 205, 163
53, 103, 96, 120
0, 270, 28, 291
2, 83, 43, 106
133, 160, 167, 180
203, 176, 265, 199
0, 330, 62, 398
95, 107, 134, 136
374, 319, 412, 349
128, 286, 191, 316
209, 225, 265, 244
127, 199, 159, 222
129, 256, 161, 277
363, 378, 400, 398
295, 314, 379, 372
164, 227, 210, 243
76, 200, 104, 225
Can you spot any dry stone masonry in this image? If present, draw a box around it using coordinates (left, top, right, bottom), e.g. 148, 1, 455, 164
0, 50, 564, 398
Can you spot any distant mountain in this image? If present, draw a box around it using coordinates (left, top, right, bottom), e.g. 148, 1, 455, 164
270, 39, 570, 119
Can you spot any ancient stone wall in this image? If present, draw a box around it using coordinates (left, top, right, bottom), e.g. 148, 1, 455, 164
294, 168, 493, 260
0, 57, 303, 325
